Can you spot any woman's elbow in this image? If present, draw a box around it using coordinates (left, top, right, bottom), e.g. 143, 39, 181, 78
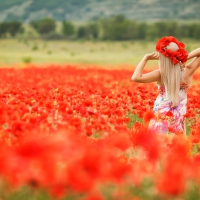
131, 76, 139, 82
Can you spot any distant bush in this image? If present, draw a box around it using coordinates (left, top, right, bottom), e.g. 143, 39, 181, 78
22, 57, 32, 63
32, 44, 38, 51
42, 32, 63, 40
121, 43, 129, 49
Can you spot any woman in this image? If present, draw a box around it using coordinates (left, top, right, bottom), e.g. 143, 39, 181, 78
131, 36, 200, 134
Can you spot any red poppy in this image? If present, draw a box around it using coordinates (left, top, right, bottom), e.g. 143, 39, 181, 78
143, 110, 155, 123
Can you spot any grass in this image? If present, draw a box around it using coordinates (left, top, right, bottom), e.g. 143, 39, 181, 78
0, 38, 199, 68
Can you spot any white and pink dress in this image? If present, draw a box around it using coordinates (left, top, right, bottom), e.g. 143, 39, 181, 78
149, 82, 189, 134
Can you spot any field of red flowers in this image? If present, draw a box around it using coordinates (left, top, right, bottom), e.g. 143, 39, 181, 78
0, 64, 200, 200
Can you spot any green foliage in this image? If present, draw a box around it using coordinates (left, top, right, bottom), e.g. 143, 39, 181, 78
42, 32, 63, 40
0, 23, 8, 37
22, 56, 32, 63
190, 24, 200, 39
38, 18, 56, 34
77, 23, 99, 39
135, 22, 147, 39
8, 21, 24, 36
0, 187, 53, 200
62, 21, 75, 37
128, 180, 162, 200
87, 23, 99, 39
99, 15, 200, 41
30, 18, 56, 35
184, 185, 200, 200
2, 14, 200, 41
100, 15, 195, 40
0, 21, 23, 37
29, 21, 39, 31
77, 26, 87, 38
32, 43, 38, 51
101, 15, 135, 40
126, 111, 142, 129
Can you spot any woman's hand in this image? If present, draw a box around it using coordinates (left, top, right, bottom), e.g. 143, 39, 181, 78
144, 52, 159, 60
188, 48, 200, 60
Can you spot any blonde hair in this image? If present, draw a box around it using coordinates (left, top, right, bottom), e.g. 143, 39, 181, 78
159, 42, 183, 106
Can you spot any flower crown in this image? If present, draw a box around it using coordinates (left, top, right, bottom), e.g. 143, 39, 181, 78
156, 36, 188, 64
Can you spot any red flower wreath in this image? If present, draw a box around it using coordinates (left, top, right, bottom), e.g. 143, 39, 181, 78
156, 36, 188, 64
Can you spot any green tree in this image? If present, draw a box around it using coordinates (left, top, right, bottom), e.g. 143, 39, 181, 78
145, 24, 158, 40
101, 15, 134, 40
125, 20, 137, 40
87, 23, 99, 39
8, 21, 23, 36
109, 21, 130, 40
192, 24, 200, 39
153, 21, 168, 38
62, 21, 75, 37
38, 18, 56, 34
113, 15, 126, 23
30, 18, 56, 35
77, 23, 99, 39
135, 22, 147, 39
30, 20, 39, 31
0, 21, 23, 37
0, 22, 9, 37
77, 26, 88, 38
179, 24, 190, 38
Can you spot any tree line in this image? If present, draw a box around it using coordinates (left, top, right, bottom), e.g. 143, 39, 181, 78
0, 15, 200, 40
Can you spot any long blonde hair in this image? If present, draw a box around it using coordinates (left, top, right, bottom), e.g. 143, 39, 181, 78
159, 42, 183, 106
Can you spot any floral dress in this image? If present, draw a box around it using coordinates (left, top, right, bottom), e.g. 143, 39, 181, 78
149, 82, 189, 134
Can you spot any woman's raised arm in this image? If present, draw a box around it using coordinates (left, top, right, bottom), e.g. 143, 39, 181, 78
131, 52, 160, 83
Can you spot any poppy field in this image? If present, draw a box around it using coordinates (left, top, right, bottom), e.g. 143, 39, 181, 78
0, 64, 200, 200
